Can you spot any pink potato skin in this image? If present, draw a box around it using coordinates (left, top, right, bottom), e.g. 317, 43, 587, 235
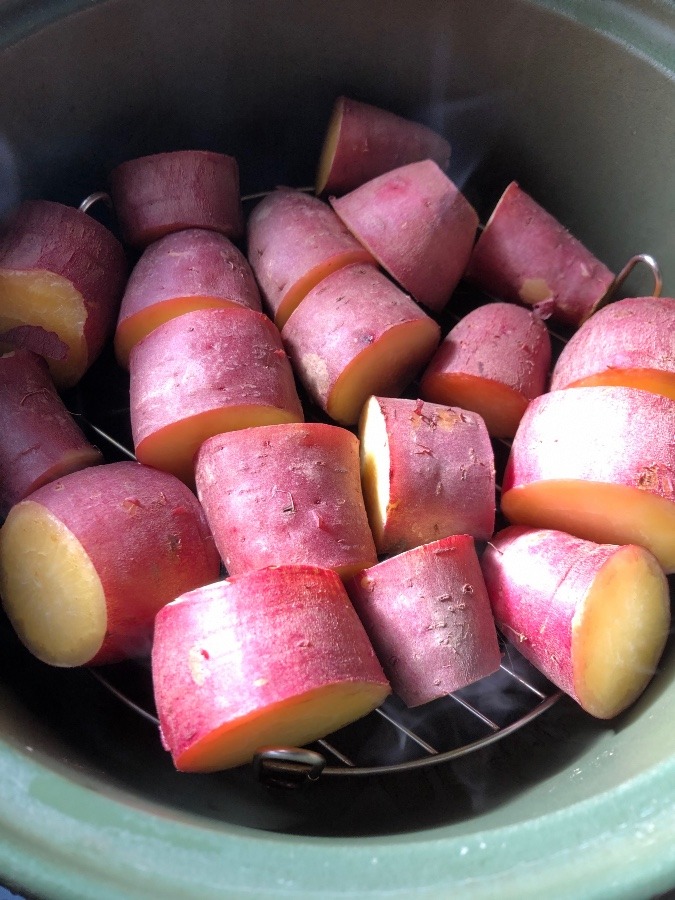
109, 150, 244, 248
550, 296, 675, 390
0, 200, 127, 379
115, 229, 261, 366
480, 526, 644, 703
345, 534, 501, 707
464, 182, 614, 326
365, 397, 495, 552
0, 350, 103, 518
317, 96, 451, 196
502, 386, 675, 503
246, 188, 374, 325
419, 302, 552, 422
130, 307, 303, 479
22, 462, 220, 664
281, 263, 441, 424
195, 423, 377, 578
152, 565, 390, 770
331, 160, 478, 312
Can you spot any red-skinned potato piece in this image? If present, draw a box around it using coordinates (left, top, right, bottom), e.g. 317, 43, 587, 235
151, 565, 391, 772
195, 422, 377, 579
481, 526, 670, 719
331, 160, 478, 313
420, 302, 552, 438
282, 264, 440, 426
0, 200, 127, 388
0, 461, 220, 667
550, 296, 675, 398
346, 534, 501, 707
501, 386, 675, 572
246, 188, 374, 328
0, 350, 103, 518
359, 396, 495, 554
109, 150, 244, 248
114, 229, 261, 368
464, 181, 614, 326
316, 95, 451, 196
130, 307, 303, 485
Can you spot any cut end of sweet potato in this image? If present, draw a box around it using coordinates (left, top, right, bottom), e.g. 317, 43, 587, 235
115, 296, 242, 369
315, 99, 345, 195
328, 319, 440, 425
275, 249, 374, 330
421, 372, 528, 438
502, 480, 675, 574
574, 545, 669, 718
359, 396, 390, 548
565, 367, 675, 403
0, 501, 107, 666
174, 680, 389, 772
0, 270, 88, 388
135, 404, 304, 484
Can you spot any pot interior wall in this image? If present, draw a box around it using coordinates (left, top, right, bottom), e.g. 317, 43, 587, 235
0, 0, 674, 895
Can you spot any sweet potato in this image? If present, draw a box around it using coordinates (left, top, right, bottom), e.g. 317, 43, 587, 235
130, 307, 303, 485
501, 386, 675, 572
114, 229, 261, 368
282, 263, 440, 426
109, 150, 243, 248
246, 188, 374, 328
0, 461, 220, 667
481, 526, 670, 719
359, 396, 495, 554
346, 534, 501, 707
316, 95, 451, 196
465, 181, 614, 326
195, 422, 377, 579
331, 160, 478, 312
0, 349, 103, 518
152, 565, 391, 772
420, 302, 552, 437
0, 200, 127, 388
550, 296, 675, 398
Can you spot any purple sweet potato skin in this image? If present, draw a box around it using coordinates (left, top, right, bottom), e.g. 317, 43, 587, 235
0, 200, 127, 373
421, 302, 552, 399
110, 151, 243, 247
550, 296, 675, 390
318, 96, 451, 196
195, 422, 377, 578
0, 349, 103, 517
465, 182, 614, 326
331, 160, 478, 312
345, 534, 501, 707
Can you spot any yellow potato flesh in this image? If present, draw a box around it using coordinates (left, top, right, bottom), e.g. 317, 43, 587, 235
0, 501, 107, 666
423, 373, 527, 438
136, 405, 303, 485
329, 320, 439, 425
574, 546, 669, 718
315, 102, 343, 194
359, 398, 390, 547
177, 681, 389, 772
502, 480, 675, 573
0, 270, 87, 388
567, 367, 675, 402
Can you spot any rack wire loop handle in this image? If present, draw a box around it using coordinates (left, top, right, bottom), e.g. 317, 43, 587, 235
253, 747, 326, 788
78, 191, 113, 214
598, 253, 663, 311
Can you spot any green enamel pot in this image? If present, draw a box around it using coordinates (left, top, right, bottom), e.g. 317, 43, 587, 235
0, 1, 674, 897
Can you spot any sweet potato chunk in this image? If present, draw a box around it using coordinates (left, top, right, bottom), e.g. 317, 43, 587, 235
501, 386, 675, 572
152, 566, 391, 772
359, 396, 495, 554
482, 526, 670, 718
420, 302, 552, 438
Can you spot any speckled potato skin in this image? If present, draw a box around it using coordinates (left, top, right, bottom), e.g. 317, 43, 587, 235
195, 422, 377, 579
345, 534, 501, 707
